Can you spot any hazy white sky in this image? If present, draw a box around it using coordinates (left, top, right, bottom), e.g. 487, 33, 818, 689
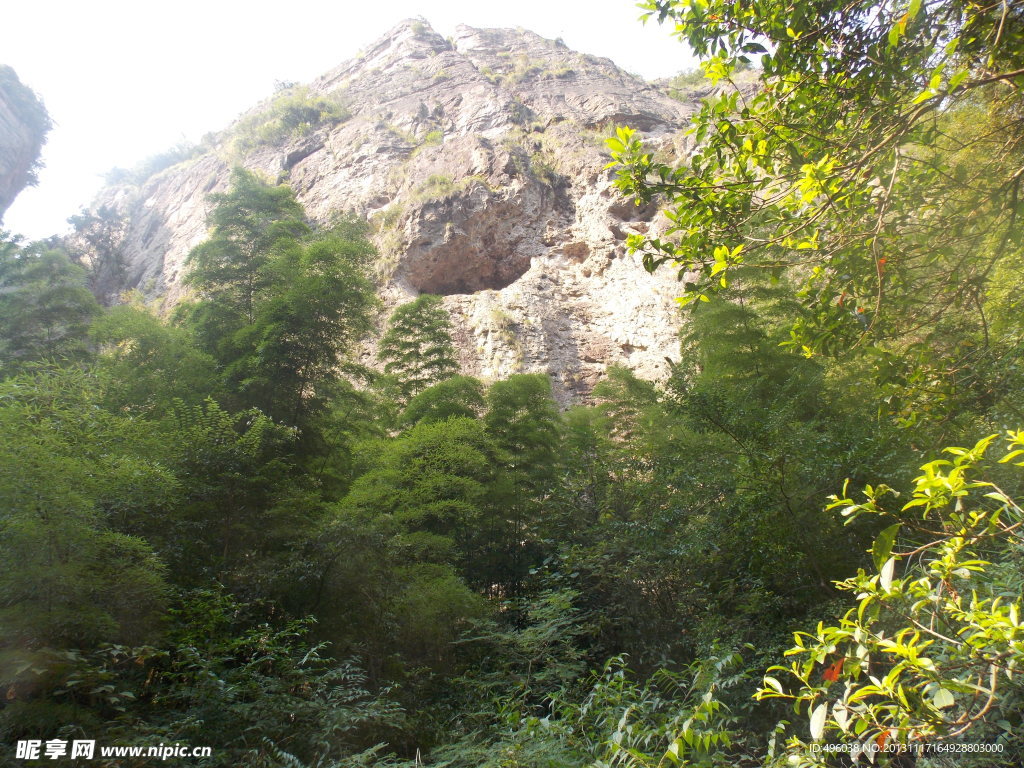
3, 0, 697, 240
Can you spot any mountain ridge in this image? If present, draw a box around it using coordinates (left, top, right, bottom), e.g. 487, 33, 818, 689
72, 19, 696, 401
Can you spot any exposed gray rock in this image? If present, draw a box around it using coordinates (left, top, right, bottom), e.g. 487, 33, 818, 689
79, 19, 700, 401
0, 66, 50, 221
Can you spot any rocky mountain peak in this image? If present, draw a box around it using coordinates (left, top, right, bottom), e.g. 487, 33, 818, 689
74, 20, 698, 402
314, 19, 454, 95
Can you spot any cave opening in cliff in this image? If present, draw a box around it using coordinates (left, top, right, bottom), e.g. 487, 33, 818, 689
404, 244, 531, 296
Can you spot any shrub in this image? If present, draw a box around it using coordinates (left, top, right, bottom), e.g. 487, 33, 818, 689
231, 86, 350, 152
104, 142, 203, 186
415, 174, 455, 201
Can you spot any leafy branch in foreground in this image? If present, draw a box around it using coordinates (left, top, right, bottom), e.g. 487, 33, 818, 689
609, 0, 1024, 359
758, 431, 1024, 765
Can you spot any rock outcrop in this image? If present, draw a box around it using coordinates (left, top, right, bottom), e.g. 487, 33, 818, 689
0, 66, 49, 221
80, 20, 700, 400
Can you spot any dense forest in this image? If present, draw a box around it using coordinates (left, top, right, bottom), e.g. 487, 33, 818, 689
2, 1, 1024, 766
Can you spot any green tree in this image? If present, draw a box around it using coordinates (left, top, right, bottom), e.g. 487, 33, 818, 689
0, 366, 172, 739
608, 0, 1024, 420
91, 301, 218, 415
484, 374, 561, 492
4, 589, 403, 766
139, 589, 401, 767
178, 169, 376, 429
0, 235, 100, 374
482, 374, 563, 594
546, 301, 904, 666
183, 168, 307, 324
378, 294, 460, 403
320, 419, 498, 672
401, 375, 486, 427
66, 204, 129, 303
246, 227, 377, 427
340, 417, 502, 571
157, 398, 310, 586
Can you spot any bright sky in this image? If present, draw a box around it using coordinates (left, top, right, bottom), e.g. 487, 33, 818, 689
2, 0, 697, 241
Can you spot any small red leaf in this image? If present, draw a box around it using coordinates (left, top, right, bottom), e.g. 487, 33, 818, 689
822, 657, 845, 682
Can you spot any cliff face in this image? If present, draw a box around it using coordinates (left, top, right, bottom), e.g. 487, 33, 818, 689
81, 20, 698, 400
0, 66, 49, 221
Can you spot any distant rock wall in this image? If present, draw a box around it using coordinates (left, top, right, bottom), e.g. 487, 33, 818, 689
0, 65, 49, 220
77, 20, 699, 402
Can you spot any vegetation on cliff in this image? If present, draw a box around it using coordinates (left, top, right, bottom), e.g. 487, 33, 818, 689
0, 65, 51, 217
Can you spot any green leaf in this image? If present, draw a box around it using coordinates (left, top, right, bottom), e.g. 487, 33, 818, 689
872, 524, 901, 570
810, 701, 828, 740
879, 557, 896, 592
949, 69, 969, 90
999, 449, 1024, 464
833, 703, 850, 732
